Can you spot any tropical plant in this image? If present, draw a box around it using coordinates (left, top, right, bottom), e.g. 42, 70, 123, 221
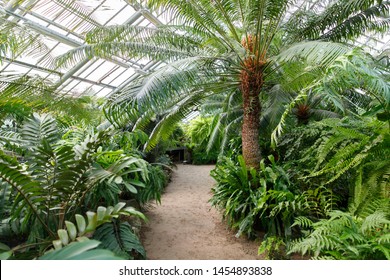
184, 116, 220, 164
0, 200, 146, 259
302, 117, 390, 214
0, 113, 105, 243
289, 210, 390, 260
286, 0, 390, 43
49, 203, 147, 260
136, 164, 169, 204
86, 149, 149, 209
0, 74, 104, 125
0, 112, 163, 259
38, 240, 124, 260
56, 0, 365, 170
211, 152, 340, 260
210, 155, 260, 235
239, 156, 337, 236
93, 221, 146, 259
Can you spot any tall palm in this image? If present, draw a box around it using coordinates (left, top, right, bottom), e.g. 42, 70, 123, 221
57, 0, 355, 169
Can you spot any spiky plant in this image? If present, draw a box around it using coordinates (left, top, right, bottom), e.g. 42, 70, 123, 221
271, 47, 390, 146
56, 0, 360, 170
286, 0, 390, 43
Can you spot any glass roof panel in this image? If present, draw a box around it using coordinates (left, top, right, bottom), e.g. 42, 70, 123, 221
0, 0, 388, 99
107, 4, 137, 25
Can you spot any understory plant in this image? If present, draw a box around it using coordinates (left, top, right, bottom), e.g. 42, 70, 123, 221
184, 116, 221, 164
277, 115, 390, 259
0, 112, 169, 259
211, 154, 337, 259
289, 210, 390, 260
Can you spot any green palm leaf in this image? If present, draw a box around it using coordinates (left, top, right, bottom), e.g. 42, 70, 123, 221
39, 239, 124, 260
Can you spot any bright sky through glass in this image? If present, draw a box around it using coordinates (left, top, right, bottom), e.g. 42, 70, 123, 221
0, 0, 389, 99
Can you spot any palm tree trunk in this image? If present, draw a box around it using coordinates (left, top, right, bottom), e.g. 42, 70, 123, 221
241, 88, 262, 170
240, 36, 266, 170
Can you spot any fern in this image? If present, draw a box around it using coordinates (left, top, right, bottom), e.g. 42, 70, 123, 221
289, 117, 390, 217
93, 221, 146, 260
289, 210, 390, 259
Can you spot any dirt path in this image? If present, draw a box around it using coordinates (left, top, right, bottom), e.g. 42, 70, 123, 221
141, 164, 262, 260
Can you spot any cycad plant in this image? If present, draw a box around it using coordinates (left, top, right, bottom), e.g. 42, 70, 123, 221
0, 113, 150, 258
0, 113, 105, 239
55, 0, 367, 170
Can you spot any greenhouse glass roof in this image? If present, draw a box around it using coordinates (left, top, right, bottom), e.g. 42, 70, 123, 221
0, 0, 389, 99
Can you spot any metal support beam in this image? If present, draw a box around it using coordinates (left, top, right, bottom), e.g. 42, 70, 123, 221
141, 9, 163, 26
124, 0, 163, 26
18, 7, 84, 42
55, 9, 148, 97
52, 57, 91, 89
0, 56, 116, 90
2, 8, 130, 69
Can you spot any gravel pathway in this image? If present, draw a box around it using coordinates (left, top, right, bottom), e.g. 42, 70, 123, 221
141, 164, 262, 260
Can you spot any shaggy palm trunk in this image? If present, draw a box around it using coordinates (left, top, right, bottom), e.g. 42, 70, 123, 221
240, 64, 262, 170
240, 37, 266, 170
241, 85, 261, 169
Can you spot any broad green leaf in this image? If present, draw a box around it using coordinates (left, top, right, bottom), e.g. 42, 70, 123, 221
65, 221, 77, 241
57, 229, 69, 246
75, 214, 86, 235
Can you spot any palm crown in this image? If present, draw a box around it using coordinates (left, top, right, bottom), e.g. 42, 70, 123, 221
57, 0, 387, 169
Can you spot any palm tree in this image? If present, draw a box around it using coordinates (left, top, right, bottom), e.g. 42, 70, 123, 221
56, 0, 387, 169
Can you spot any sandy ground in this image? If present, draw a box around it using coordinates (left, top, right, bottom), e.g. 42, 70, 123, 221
141, 164, 263, 260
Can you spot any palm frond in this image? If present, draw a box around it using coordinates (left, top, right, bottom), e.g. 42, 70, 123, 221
34, 0, 101, 33
0, 159, 53, 236
287, 0, 390, 42
20, 113, 59, 148
93, 221, 146, 259
143, 91, 205, 151
275, 41, 350, 67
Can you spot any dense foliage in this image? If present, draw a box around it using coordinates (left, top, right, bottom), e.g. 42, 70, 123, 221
0, 0, 389, 260
0, 110, 171, 259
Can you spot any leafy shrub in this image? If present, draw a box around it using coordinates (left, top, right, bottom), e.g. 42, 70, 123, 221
210, 155, 260, 236
0, 113, 166, 259
0, 202, 147, 260
211, 154, 338, 260
211, 155, 327, 237
38, 240, 124, 260
289, 210, 390, 260
93, 221, 146, 260
278, 116, 390, 211
184, 116, 221, 164
137, 164, 169, 204
86, 149, 149, 208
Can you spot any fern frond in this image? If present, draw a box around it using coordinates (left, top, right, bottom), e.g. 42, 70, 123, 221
361, 212, 390, 234
93, 221, 146, 259
0, 160, 54, 237
291, 216, 314, 229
